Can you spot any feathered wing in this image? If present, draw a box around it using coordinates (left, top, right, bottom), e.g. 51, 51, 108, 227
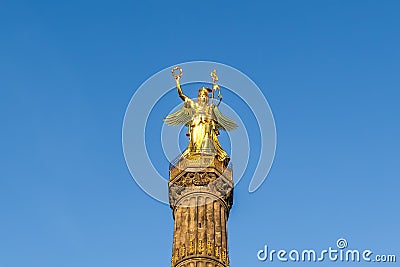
213, 105, 238, 131
163, 106, 193, 126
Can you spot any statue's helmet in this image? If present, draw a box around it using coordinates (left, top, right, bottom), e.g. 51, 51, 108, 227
198, 87, 212, 97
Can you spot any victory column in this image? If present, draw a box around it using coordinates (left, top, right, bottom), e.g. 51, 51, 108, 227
165, 67, 236, 267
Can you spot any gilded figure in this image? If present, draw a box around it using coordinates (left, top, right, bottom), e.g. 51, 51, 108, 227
164, 67, 237, 163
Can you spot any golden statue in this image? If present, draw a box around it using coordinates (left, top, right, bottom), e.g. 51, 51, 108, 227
164, 67, 237, 163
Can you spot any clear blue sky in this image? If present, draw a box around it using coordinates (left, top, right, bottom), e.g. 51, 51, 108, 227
1, 1, 399, 266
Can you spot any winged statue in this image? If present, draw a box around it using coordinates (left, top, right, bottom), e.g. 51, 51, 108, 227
163, 67, 237, 163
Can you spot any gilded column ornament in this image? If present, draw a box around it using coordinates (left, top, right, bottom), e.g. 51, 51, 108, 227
164, 67, 237, 163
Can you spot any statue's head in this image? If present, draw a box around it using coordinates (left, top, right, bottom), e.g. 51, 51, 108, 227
198, 87, 212, 105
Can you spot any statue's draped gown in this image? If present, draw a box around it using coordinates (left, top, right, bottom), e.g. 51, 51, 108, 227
185, 101, 228, 161
164, 96, 237, 162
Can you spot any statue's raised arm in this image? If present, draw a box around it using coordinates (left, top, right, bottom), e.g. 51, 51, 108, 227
163, 67, 194, 127
172, 67, 191, 103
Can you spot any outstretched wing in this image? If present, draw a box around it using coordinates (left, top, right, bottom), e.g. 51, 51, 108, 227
163, 106, 192, 126
213, 105, 238, 131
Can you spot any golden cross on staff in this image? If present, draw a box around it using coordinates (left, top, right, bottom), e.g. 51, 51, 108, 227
211, 69, 218, 100
210, 69, 222, 105
211, 68, 218, 83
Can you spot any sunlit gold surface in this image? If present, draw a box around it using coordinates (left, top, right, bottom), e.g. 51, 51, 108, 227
164, 67, 237, 162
